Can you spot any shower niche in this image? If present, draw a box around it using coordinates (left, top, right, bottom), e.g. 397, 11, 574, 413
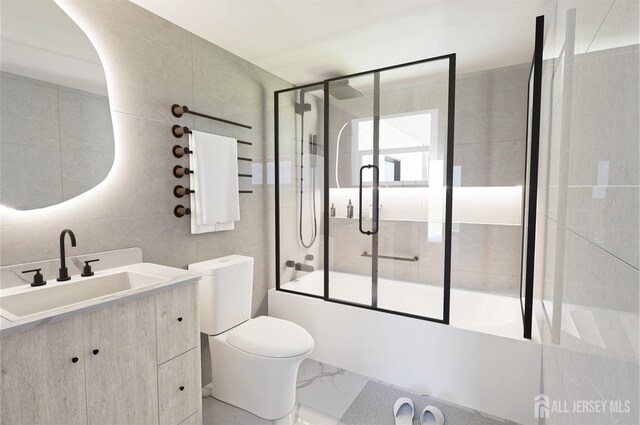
275, 55, 456, 323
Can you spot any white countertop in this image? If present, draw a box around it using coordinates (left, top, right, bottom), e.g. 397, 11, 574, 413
0, 263, 202, 337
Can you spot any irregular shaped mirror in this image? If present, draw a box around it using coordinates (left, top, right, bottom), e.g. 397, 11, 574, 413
1, 0, 114, 210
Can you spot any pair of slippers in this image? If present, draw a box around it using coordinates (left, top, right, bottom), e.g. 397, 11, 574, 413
393, 397, 444, 425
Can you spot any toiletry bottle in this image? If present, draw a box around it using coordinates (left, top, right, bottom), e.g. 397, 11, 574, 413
330, 203, 336, 217
347, 199, 354, 219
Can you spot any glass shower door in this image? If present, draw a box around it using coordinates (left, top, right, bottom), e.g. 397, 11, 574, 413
324, 72, 377, 307
326, 55, 455, 323
274, 83, 326, 298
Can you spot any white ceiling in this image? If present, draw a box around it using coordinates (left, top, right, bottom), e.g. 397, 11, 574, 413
129, 0, 554, 85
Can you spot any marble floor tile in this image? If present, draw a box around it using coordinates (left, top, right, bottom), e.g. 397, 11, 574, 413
202, 359, 513, 425
296, 359, 369, 419
202, 359, 366, 425
202, 397, 339, 425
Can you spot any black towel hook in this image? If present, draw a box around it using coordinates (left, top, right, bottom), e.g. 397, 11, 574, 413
172, 125, 192, 138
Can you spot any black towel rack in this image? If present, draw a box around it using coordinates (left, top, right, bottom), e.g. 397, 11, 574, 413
172, 125, 252, 145
170, 110, 253, 210
172, 104, 252, 130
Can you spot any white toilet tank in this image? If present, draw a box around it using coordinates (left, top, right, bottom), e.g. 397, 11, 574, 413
188, 255, 254, 335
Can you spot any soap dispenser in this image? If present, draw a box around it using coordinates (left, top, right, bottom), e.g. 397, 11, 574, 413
347, 199, 354, 219
330, 203, 336, 217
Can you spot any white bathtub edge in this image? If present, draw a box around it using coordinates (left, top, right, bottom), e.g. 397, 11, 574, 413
269, 288, 542, 425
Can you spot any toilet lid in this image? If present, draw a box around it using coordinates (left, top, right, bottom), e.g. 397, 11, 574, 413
227, 316, 314, 358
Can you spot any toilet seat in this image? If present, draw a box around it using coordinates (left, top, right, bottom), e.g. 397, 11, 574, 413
227, 316, 314, 358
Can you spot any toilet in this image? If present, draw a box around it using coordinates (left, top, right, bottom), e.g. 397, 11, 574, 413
189, 255, 314, 420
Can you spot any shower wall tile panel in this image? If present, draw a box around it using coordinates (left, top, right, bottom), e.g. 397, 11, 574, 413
329, 218, 522, 294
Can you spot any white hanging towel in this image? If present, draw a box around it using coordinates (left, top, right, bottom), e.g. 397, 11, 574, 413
188, 130, 240, 234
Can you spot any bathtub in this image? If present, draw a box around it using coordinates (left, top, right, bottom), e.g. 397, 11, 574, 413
269, 271, 541, 425
280, 270, 534, 340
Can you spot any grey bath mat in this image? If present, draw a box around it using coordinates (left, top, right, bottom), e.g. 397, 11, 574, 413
338, 381, 517, 425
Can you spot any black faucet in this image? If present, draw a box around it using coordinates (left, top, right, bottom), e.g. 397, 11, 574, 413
57, 229, 77, 281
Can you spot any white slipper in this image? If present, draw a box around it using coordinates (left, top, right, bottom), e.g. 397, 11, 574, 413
393, 397, 414, 425
420, 405, 444, 425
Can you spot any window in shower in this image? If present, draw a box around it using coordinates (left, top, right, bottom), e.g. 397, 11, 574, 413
351, 110, 437, 185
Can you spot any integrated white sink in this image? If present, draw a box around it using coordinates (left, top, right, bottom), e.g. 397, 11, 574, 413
0, 270, 169, 322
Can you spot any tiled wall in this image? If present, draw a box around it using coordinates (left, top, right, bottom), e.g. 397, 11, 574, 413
453, 65, 529, 295
0, 0, 289, 319
0, 72, 114, 209
536, 0, 639, 423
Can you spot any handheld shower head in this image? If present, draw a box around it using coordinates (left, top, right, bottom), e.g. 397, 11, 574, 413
309, 134, 318, 168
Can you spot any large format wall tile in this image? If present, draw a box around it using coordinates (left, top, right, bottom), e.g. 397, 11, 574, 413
0, 143, 63, 210
554, 0, 616, 55
50, 111, 195, 221
62, 0, 194, 124
454, 140, 525, 187
328, 219, 523, 295
450, 223, 522, 294
568, 45, 639, 187
191, 35, 287, 129
58, 87, 114, 153
538, 1, 639, 423
564, 186, 639, 268
588, 0, 639, 52
451, 269, 520, 294
451, 224, 522, 277
1, 72, 116, 208
60, 149, 114, 200
562, 221, 638, 314
0, 72, 60, 148
454, 66, 529, 145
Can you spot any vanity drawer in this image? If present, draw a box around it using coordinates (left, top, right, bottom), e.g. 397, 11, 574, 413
158, 348, 200, 425
156, 283, 198, 364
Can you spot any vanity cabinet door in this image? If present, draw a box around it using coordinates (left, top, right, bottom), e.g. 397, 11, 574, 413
156, 284, 198, 364
0, 317, 87, 425
82, 296, 159, 425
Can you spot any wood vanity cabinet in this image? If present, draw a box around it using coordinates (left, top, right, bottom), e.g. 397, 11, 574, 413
0, 316, 87, 425
83, 296, 159, 425
0, 283, 201, 425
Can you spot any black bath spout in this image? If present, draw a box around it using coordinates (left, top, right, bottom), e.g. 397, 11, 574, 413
294, 263, 314, 273
57, 229, 77, 281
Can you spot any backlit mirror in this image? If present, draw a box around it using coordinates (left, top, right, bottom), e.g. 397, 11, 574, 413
1, 0, 114, 210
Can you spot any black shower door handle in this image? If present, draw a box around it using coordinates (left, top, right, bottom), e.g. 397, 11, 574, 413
359, 164, 379, 235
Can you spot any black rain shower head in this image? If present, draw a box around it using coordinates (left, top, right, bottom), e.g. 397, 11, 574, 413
296, 80, 363, 113
329, 80, 364, 100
